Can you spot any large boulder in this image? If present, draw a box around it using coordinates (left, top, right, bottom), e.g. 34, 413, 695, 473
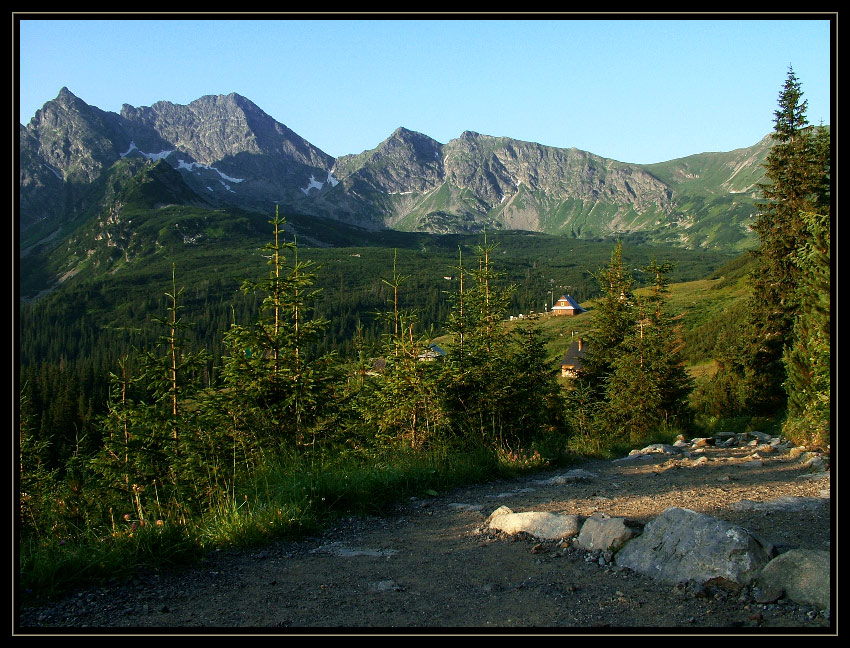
614, 507, 772, 586
575, 513, 637, 552
755, 549, 831, 610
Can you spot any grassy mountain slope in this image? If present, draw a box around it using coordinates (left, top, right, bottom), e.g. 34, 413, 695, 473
324, 129, 770, 250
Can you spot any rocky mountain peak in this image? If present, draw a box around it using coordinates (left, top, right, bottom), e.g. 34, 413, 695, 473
381, 127, 442, 160
19, 89, 777, 249
29, 87, 97, 127
55, 86, 79, 105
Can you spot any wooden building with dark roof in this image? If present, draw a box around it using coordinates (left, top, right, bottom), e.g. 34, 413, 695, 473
560, 338, 587, 378
551, 295, 586, 316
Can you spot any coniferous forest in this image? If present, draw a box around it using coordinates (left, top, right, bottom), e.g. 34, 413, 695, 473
17, 68, 831, 599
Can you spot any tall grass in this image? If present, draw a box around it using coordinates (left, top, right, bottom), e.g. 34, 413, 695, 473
17, 437, 555, 603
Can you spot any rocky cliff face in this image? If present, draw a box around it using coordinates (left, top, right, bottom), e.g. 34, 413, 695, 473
314, 129, 675, 237
19, 88, 769, 250
19, 88, 130, 229
441, 132, 673, 231
20, 89, 336, 232
119, 93, 332, 170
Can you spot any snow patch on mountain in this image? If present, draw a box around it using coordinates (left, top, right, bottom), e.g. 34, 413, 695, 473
301, 170, 339, 195
117, 142, 247, 186
120, 141, 173, 162
301, 174, 324, 195
175, 159, 244, 184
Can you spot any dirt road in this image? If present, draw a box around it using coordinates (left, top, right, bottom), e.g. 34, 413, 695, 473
16, 441, 833, 633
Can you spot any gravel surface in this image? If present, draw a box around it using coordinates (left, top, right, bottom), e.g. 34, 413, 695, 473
16, 442, 833, 634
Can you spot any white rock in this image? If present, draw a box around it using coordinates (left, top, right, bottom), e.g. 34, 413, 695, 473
487, 509, 581, 540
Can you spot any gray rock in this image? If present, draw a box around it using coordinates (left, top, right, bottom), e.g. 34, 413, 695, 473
487, 508, 581, 540
537, 469, 598, 485
690, 437, 715, 448
755, 549, 831, 610
575, 514, 637, 552
486, 505, 514, 521
614, 507, 772, 586
802, 455, 829, 473
788, 446, 809, 459
749, 431, 773, 443
732, 495, 828, 513
629, 443, 681, 456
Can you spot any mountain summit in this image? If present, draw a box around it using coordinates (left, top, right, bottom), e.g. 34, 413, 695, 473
20, 89, 774, 249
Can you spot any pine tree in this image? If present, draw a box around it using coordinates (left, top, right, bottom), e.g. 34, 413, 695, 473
19, 386, 58, 533
360, 250, 443, 449
218, 207, 339, 451
93, 356, 135, 492
599, 259, 693, 445
782, 209, 831, 448
440, 237, 516, 447
740, 66, 827, 411
574, 241, 635, 403
501, 314, 565, 446
570, 247, 692, 448
87, 265, 208, 522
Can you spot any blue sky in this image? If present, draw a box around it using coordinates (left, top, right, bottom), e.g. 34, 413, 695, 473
17, 16, 833, 165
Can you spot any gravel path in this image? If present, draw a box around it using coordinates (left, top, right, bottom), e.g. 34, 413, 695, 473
16, 441, 833, 634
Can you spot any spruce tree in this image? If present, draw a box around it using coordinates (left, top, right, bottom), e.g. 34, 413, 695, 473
501, 314, 565, 446
360, 250, 443, 449
599, 260, 693, 445
782, 209, 831, 448
574, 241, 635, 403
127, 266, 207, 514
89, 267, 208, 520
218, 207, 339, 451
741, 66, 826, 412
440, 237, 515, 447
19, 386, 58, 533
570, 247, 692, 448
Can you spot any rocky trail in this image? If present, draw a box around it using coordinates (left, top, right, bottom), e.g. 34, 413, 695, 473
16, 432, 834, 634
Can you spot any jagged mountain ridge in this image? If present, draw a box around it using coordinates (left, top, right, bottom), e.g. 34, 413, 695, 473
20, 88, 337, 232
20, 88, 773, 249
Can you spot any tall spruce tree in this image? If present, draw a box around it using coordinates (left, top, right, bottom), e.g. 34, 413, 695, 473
360, 250, 443, 449
737, 66, 828, 412
575, 241, 635, 402
782, 208, 831, 448
440, 237, 515, 447
19, 386, 58, 533
570, 246, 692, 448
502, 314, 565, 446
599, 259, 693, 444
218, 207, 338, 451
90, 267, 208, 519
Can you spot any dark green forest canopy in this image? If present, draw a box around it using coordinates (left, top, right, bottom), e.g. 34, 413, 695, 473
20, 225, 735, 368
